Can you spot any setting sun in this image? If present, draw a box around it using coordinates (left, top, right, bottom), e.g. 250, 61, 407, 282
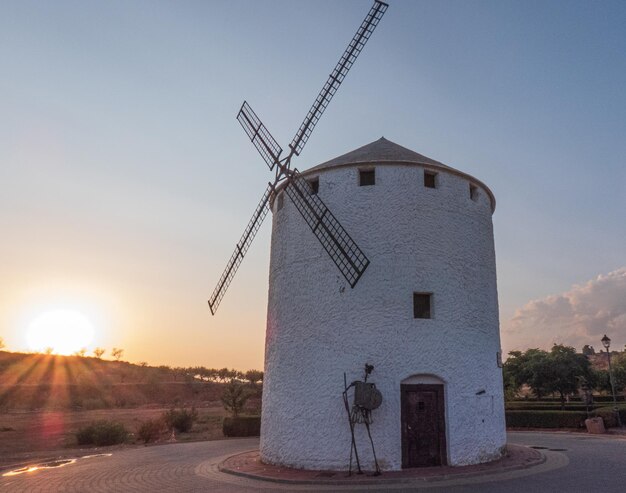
26, 309, 95, 355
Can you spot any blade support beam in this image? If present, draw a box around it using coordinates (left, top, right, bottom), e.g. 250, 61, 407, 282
208, 183, 273, 314
208, 1, 387, 314
237, 101, 283, 170
289, 1, 388, 156
284, 170, 370, 288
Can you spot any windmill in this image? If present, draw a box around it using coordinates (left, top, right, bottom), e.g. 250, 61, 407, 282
208, 0, 388, 315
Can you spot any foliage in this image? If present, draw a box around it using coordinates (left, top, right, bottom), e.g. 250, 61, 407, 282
221, 379, 250, 417
0, 337, 4, 350
163, 407, 198, 433
222, 416, 261, 437
505, 402, 600, 411
244, 370, 264, 385
594, 404, 626, 428
503, 345, 592, 406
610, 353, 626, 391
93, 348, 105, 359
137, 418, 165, 444
582, 344, 595, 356
505, 410, 587, 428
217, 368, 231, 382
75, 420, 128, 446
111, 348, 124, 361
547, 344, 592, 404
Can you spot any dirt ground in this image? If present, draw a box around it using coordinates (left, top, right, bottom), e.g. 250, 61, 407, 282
0, 404, 228, 467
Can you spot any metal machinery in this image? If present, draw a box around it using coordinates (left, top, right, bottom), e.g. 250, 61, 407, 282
208, 1, 388, 315
343, 364, 383, 475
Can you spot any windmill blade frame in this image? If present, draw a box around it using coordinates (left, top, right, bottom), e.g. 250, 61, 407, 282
208, 0, 388, 314
283, 170, 370, 288
208, 184, 273, 314
237, 101, 283, 170
289, 0, 388, 156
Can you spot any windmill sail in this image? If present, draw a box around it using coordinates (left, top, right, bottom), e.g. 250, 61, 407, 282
208, 184, 273, 314
208, 0, 388, 314
284, 170, 370, 287
237, 101, 283, 170
289, 0, 388, 156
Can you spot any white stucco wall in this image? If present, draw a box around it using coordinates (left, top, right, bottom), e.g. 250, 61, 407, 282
260, 161, 506, 471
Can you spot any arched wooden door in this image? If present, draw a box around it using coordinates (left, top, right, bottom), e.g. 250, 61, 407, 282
401, 383, 447, 467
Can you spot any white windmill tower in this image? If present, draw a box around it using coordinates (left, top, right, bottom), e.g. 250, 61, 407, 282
208, 1, 505, 472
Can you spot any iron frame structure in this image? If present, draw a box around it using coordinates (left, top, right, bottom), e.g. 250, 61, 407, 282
209, 1, 388, 315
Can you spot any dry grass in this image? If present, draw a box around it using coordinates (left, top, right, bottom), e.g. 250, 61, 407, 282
0, 405, 229, 467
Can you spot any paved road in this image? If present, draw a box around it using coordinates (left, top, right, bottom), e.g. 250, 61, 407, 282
1, 432, 625, 492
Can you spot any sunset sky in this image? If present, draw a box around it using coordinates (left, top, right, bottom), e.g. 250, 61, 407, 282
2, 0, 625, 369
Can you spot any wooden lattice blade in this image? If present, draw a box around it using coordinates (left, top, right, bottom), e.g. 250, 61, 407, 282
237, 101, 283, 170
208, 184, 272, 315
283, 170, 370, 288
289, 0, 388, 156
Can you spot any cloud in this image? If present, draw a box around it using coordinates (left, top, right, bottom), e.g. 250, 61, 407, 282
503, 268, 626, 352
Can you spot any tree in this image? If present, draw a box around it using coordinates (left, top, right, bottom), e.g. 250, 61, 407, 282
582, 345, 595, 356
611, 353, 626, 392
93, 348, 105, 359
111, 348, 124, 361
544, 344, 592, 408
244, 369, 264, 386
221, 379, 249, 417
502, 345, 591, 406
74, 348, 87, 357
503, 349, 550, 398
217, 367, 231, 382
0, 337, 5, 350
44, 347, 54, 355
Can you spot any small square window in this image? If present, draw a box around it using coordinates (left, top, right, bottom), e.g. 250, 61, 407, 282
308, 177, 319, 195
276, 193, 284, 211
413, 292, 432, 319
424, 171, 437, 189
359, 169, 375, 186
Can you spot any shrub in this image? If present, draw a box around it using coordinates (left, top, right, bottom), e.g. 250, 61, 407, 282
505, 402, 600, 411
505, 410, 587, 428
223, 416, 261, 437
163, 407, 198, 433
221, 379, 249, 417
594, 404, 626, 428
137, 418, 164, 444
75, 420, 128, 446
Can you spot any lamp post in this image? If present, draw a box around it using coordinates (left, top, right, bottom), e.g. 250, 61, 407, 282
601, 334, 622, 428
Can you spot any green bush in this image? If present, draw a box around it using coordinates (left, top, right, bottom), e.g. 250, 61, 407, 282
163, 407, 198, 433
593, 395, 625, 403
505, 410, 587, 428
222, 416, 261, 437
505, 403, 600, 411
75, 420, 128, 446
137, 418, 164, 444
594, 404, 626, 428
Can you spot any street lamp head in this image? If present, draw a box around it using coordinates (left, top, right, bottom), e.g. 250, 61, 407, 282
601, 334, 611, 350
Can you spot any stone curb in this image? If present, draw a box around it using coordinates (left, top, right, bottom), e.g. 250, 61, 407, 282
218, 445, 546, 486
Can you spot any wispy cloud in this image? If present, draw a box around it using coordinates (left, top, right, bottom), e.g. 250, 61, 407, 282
503, 268, 626, 352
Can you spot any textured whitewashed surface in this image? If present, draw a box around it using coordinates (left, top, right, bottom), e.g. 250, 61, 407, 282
260, 161, 505, 471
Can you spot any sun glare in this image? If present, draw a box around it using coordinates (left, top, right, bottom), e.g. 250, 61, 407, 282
26, 309, 95, 355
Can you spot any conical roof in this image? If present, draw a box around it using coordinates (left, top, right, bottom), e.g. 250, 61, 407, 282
306, 137, 452, 172
300, 136, 496, 211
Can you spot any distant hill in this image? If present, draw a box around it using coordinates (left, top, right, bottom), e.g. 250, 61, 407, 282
0, 351, 260, 412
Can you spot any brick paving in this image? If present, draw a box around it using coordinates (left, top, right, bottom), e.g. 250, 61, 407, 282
219, 444, 545, 485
